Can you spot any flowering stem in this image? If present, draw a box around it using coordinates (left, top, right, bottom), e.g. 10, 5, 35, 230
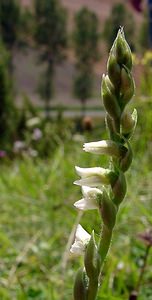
87, 278, 98, 300
98, 225, 113, 268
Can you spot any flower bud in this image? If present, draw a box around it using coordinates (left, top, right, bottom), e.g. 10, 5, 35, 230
74, 268, 87, 300
120, 66, 135, 107
105, 114, 120, 141
121, 111, 135, 133
84, 231, 100, 280
99, 190, 116, 230
111, 172, 127, 206
101, 74, 121, 119
115, 28, 132, 70
121, 109, 137, 138
107, 54, 121, 87
120, 142, 133, 172
104, 74, 115, 94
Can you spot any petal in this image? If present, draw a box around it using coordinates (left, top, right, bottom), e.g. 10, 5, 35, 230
81, 186, 93, 197
75, 166, 104, 178
70, 240, 85, 255
82, 186, 102, 198
74, 176, 106, 187
75, 224, 90, 242
74, 198, 98, 210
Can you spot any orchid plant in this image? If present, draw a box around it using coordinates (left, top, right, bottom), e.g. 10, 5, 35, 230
70, 28, 137, 300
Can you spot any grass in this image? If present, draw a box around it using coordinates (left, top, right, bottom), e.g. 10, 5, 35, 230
0, 128, 152, 299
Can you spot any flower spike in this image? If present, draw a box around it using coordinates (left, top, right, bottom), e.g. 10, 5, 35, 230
71, 29, 136, 299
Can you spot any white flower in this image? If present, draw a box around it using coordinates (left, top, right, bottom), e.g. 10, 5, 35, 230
70, 224, 91, 255
74, 186, 102, 210
74, 166, 111, 187
83, 140, 122, 156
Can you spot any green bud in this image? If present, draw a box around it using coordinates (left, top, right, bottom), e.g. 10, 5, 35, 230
84, 231, 100, 280
105, 114, 121, 142
120, 142, 133, 172
120, 66, 135, 107
74, 268, 87, 300
121, 110, 135, 134
99, 190, 117, 230
111, 171, 127, 206
121, 109, 137, 139
104, 74, 115, 95
102, 74, 121, 119
107, 53, 121, 87
115, 28, 132, 70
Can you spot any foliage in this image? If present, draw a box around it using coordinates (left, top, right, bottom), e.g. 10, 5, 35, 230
0, 0, 21, 50
0, 128, 151, 299
0, 42, 17, 150
14, 99, 74, 159
34, 0, 67, 109
73, 7, 99, 112
103, 3, 135, 51
0, 0, 21, 74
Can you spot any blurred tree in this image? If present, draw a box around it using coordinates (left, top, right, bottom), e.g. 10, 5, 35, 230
74, 66, 93, 116
34, 0, 67, 117
103, 3, 135, 51
73, 7, 100, 115
139, 12, 149, 51
0, 0, 21, 73
0, 42, 17, 149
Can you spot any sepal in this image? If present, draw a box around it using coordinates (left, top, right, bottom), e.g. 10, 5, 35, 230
107, 53, 121, 87
120, 142, 133, 172
121, 108, 137, 139
84, 231, 100, 280
120, 66, 135, 107
111, 171, 127, 206
101, 74, 121, 119
98, 190, 117, 230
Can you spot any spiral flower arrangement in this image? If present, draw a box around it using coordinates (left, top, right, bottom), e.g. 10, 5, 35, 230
70, 28, 137, 300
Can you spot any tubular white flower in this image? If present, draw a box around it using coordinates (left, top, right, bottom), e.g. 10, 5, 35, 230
83, 140, 122, 157
70, 224, 91, 255
74, 186, 102, 210
74, 166, 112, 187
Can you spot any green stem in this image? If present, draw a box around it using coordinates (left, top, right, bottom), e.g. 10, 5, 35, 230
98, 225, 113, 268
113, 117, 120, 134
87, 279, 98, 300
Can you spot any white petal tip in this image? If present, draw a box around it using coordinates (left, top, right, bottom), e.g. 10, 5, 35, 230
73, 180, 81, 186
